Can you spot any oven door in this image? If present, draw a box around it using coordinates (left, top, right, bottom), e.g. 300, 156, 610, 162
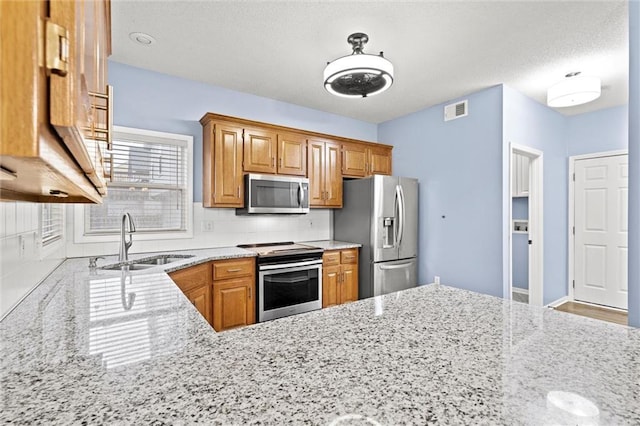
258, 260, 322, 322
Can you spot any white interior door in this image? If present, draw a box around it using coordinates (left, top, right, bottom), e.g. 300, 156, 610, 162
574, 154, 628, 309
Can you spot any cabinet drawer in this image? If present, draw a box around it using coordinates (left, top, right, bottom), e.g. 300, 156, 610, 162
341, 248, 358, 264
169, 263, 211, 293
213, 257, 255, 280
323, 251, 341, 267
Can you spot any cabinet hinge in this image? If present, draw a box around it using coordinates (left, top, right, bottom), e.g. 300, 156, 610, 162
45, 20, 69, 76
572, 280, 575, 289
572, 226, 575, 235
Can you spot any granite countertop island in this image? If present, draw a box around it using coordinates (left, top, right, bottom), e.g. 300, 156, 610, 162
1, 245, 639, 424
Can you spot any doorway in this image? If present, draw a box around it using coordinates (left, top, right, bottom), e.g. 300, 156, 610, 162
509, 143, 544, 306
569, 151, 628, 310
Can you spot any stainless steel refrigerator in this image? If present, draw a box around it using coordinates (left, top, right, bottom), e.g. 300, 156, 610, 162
334, 175, 418, 299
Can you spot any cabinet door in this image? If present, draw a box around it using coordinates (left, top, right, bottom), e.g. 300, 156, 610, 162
213, 277, 255, 331
49, 0, 110, 194
322, 265, 340, 308
342, 143, 367, 178
184, 284, 213, 325
243, 127, 277, 174
308, 139, 326, 206
368, 146, 392, 176
278, 133, 307, 176
213, 123, 244, 206
520, 155, 530, 195
324, 142, 343, 207
340, 264, 359, 304
169, 262, 211, 293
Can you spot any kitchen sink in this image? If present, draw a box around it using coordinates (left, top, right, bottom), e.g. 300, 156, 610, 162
100, 254, 195, 271
132, 254, 195, 265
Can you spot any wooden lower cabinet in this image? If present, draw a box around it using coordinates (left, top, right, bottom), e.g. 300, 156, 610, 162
213, 277, 255, 331
184, 285, 213, 324
169, 257, 256, 331
322, 248, 359, 308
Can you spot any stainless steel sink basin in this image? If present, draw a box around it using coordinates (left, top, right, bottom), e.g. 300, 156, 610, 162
100, 254, 195, 271
133, 254, 195, 265
100, 262, 156, 271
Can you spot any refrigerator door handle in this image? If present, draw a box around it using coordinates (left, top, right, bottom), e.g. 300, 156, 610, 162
396, 185, 405, 247
394, 185, 401, 247
379, 261, 414, 270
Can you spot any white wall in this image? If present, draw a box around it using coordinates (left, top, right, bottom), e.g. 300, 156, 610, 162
65, 203, 332, 258
0, 202, 65, 317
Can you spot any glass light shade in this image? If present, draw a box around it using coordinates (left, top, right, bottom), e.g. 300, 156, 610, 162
323, 53, 394, 98
547, 75, 601, 107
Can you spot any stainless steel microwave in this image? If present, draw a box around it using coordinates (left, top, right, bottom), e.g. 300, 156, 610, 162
236, 174, 310, 214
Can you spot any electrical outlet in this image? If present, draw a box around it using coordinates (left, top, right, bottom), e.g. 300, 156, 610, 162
434, 275, 440, 285
201, 220, 215, 232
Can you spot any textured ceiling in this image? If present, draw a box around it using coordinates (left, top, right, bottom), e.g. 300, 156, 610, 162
110, 0, 629, 124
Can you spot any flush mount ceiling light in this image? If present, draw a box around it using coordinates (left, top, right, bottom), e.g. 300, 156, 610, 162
547, 72, 601, 108
129, 32, 156, 46
323, 33, 394, 98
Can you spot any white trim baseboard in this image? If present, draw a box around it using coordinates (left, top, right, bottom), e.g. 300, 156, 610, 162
512, 287, 529, 295
546, 296, 569, 308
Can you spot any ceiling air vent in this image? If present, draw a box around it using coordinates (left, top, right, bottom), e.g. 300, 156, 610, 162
444, 100, 468, 122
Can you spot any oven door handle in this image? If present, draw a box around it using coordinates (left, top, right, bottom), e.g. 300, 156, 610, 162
259, 259, 323, 271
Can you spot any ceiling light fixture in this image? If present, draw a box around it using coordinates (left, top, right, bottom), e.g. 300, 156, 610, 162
547, 72, 601, 108
129, 32, 156, 46
323, 33, 394, 98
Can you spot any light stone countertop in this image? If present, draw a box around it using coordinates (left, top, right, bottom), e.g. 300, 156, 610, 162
301, 240, 362, 250
1, 246, 639, 424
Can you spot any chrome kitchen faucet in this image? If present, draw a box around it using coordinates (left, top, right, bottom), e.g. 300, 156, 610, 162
119, 212, 136, 262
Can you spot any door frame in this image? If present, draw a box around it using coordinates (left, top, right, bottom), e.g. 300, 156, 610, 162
568, 149, 628, 302
509, 143, 544, 306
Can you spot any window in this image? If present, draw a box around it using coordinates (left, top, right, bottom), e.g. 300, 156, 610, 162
41, 203, 63, 247
76, 127, 193, 242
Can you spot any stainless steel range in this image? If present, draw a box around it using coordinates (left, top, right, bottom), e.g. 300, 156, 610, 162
238, 242, 323, 322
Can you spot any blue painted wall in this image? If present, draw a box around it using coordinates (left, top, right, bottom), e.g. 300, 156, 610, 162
378, 86, 505, 297
502, 85, 567, 305
512, 197, 528, 290
567, 105, 628, 156
628, 0, 639, 328
108, 61, 378, 202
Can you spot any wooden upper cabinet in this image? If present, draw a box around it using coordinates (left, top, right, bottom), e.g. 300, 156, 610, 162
200, 113, 392, 209
325, 142, 342, 207
307, 138, 342, 208
278, 133, 307, 176
243, 127, 277, 174
342, 143, 392, 177
0, 0, 112, 203
342, 143, 368, 178
368, 145, 392, 176
202, 121, 244, 207
308, 140, 325, 206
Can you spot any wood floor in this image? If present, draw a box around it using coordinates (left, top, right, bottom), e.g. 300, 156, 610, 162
554, 301, 628, 326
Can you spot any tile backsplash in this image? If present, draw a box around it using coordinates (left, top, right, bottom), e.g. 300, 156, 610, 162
0, 202, 65, 317
65, 202, 332, 258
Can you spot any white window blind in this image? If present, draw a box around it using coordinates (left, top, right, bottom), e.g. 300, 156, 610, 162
41, 204, 63, 247
85, 129, 189, 235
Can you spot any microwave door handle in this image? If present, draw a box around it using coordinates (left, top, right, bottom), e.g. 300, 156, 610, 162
298, 182, 304, 206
